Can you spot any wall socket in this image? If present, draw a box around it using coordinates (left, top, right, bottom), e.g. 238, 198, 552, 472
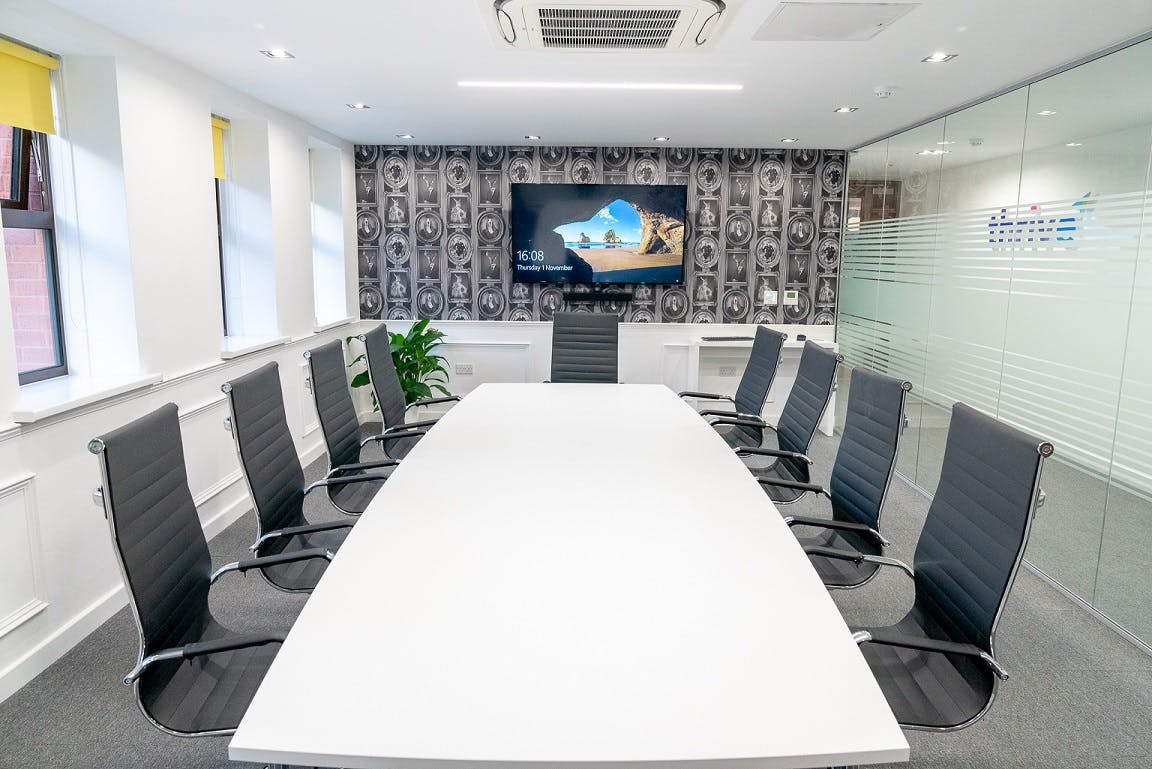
454, 363, 474, 376
718, 365, 741, 377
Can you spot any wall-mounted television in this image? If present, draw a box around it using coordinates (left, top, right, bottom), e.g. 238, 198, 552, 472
510, 183, 687, 284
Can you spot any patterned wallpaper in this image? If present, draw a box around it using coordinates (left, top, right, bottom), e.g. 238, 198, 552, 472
354, 145, 845, 324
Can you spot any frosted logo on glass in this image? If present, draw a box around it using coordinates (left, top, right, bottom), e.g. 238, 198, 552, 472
987, 193, 1090, 243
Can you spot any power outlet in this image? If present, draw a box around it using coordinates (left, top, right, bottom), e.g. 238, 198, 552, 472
718, 365, 740, 377
455, 362, 474, 376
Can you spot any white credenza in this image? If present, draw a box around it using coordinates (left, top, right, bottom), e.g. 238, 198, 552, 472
661, 338, 838, 436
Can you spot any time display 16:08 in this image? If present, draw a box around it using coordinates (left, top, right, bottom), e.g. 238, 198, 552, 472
516, 250, 545, 262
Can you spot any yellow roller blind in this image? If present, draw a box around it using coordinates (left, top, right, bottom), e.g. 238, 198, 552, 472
0, 38, 59, 134
211, 116, 229, 180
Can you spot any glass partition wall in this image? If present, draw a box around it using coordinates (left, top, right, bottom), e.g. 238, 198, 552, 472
839, 39, 1152, 647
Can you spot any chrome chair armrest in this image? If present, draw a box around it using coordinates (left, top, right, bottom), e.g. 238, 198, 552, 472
360, 428, 427, 448
359, 424, 433, 447
784, 515, 888, 547
762, 479, 828, 497
709, 416, 770, 430
404, 395, 461, 413
699, 409, 766, 423
803, 546, 914, 579
210, 547, 334, 583
249, 520, 355, 552
678, 391, 734, 404
851, 629, 1009, 680
326, 459, 401, 475
736, 446, 812, 464
123, 632, 286, 685
304, 472, 392, 497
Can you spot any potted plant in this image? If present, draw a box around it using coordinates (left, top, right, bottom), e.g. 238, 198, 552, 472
348, 318, 452, 410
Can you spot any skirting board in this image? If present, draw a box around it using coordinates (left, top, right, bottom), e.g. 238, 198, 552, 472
0, 437, 327, 704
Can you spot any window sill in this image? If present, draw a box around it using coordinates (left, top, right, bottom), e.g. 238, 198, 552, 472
220, 335, 290, 360
12, 372, 162, 424
314, 316, 356, 333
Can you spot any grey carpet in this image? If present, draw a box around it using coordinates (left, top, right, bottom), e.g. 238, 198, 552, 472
0, 425, 1148, 769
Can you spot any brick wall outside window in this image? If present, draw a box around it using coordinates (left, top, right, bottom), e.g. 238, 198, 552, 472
2, 124, 64, 378
0, 126, 12, 198
5, 228, 56, 371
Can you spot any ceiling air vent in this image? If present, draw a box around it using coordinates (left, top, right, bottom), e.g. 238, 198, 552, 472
489, 1, 727, 50
538, 7, 680, 49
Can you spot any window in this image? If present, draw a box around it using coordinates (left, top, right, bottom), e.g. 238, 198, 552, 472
309, 143, 349, 327
210, 116, 279, 345
2, 124, 67, 384
212, 116, 233, 335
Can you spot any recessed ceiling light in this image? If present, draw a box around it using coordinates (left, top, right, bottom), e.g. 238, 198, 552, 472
396, 133, 414, 140
524, 134, 541, 140
459, 81, 742, 92
922, 52, 957, 63
780, 137, 799, 143
346, 102, 371, 110
653, 136, 671, 142
917, 149, 951, 156
1036, 110, 1058, 116
1065, 142, 1083, 147
936, 140, 956, 145
260, 48, 295, 59
834, 106, 858, 113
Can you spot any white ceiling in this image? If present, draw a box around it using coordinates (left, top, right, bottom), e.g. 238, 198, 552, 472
41, 0, 1152, 148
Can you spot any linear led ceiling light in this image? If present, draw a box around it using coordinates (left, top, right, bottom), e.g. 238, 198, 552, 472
459, 81, 742, 91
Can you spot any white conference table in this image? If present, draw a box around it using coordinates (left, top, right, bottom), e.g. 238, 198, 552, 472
230, 383, 908, 769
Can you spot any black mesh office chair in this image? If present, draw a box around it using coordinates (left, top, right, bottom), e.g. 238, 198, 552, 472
759, 368, 911, 588
808, 403, 1053, 730
678, 326, 786, 449
223, 362, 391, 592
714, 340, 841, 503
549, 311, 619, 383
359, 323, 459, 459
305, 339, 408, 514
89, 404, 333, 736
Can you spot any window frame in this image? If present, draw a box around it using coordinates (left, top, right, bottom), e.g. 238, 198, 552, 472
2, 128, 69, 384
3, 126, 31, 205
215, 177, 230, 336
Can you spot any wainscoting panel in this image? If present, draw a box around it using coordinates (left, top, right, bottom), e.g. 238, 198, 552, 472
354, 145, 845, 325
0, 475, 47, 640
437, 341, 533, 395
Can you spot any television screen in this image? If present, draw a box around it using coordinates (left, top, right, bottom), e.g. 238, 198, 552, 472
510, 183, 687, 284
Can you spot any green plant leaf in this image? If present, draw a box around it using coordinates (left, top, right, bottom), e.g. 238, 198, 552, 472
384, 320, 455, 404
350, 371, 372, 388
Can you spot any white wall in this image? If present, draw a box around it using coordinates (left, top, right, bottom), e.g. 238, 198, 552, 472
0, 0, 359, 702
